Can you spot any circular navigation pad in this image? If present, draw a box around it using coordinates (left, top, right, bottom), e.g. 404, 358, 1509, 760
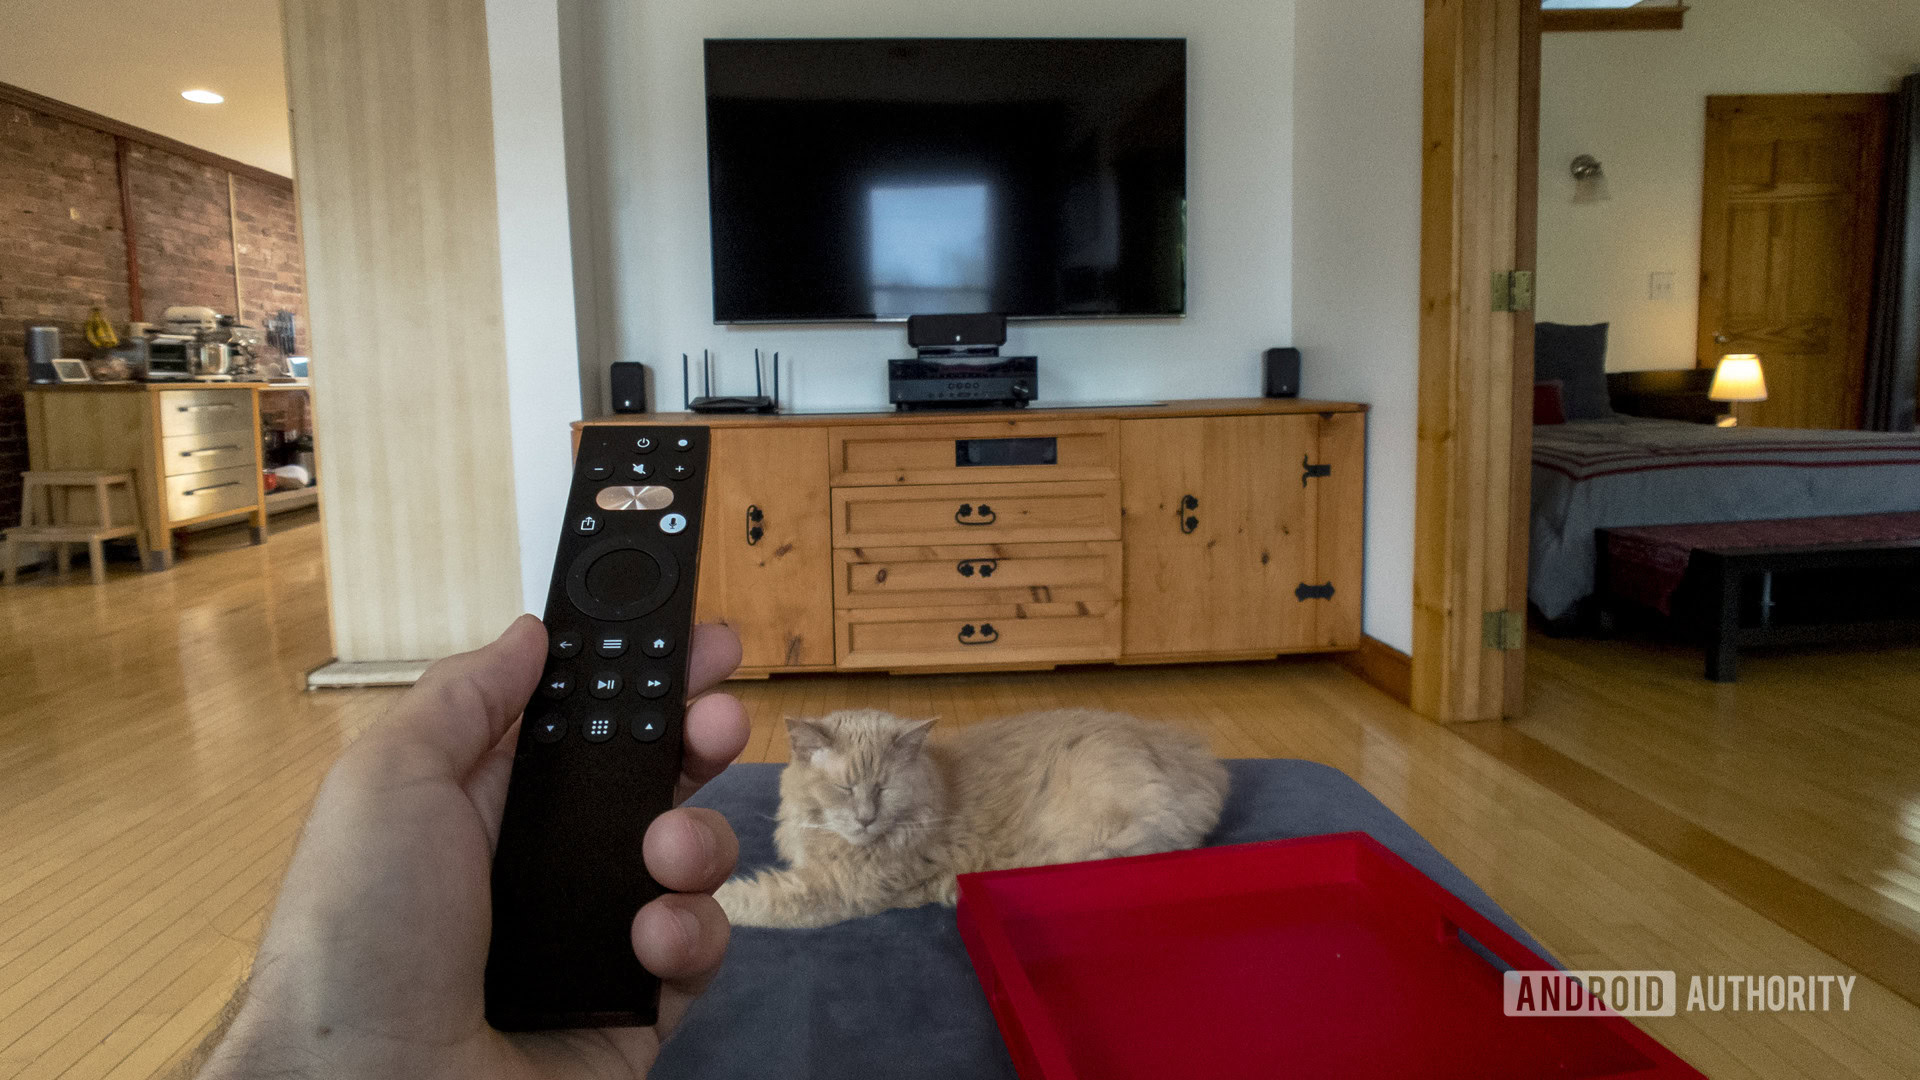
565, 537, 679, 621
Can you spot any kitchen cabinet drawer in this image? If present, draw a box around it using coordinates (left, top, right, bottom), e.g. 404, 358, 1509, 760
829, 419, 1118, 486
833, 541, 1121, 609
157, 389, 252, 437
835, 601, 1121, 669
162, 431, 256, 476
166, 464, 257, 522
831, 480, 1120, 548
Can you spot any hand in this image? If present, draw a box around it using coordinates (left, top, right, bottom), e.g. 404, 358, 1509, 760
197, 615, 750, 1080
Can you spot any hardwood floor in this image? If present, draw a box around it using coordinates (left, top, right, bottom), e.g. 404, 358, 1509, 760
3, 514, 1918, 1078
1515, 630, 1920, 1002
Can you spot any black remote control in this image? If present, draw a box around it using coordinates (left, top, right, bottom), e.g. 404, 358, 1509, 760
485, 425, 709, 1031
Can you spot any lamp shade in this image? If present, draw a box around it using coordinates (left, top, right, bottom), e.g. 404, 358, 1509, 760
1709, 354, 1767, 402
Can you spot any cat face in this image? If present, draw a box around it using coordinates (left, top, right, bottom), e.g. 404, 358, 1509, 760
784, 710, 936, 846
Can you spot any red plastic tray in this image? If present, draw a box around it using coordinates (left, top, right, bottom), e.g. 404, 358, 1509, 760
956, 832, 1702, 1080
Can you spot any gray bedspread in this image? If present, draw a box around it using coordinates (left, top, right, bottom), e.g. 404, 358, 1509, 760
1530, 418, 1920, 619
654, 759, 1546, 1079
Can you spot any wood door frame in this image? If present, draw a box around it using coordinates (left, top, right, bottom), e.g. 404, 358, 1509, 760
1411, 0, 1540, 721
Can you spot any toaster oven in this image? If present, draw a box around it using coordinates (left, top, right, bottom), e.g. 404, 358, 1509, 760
146, 335, 196, 381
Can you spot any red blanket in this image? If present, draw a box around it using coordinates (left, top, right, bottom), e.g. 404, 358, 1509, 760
1604, 511, 1920, 614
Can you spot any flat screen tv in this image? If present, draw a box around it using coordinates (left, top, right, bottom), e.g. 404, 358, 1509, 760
704, 38, 1187, 323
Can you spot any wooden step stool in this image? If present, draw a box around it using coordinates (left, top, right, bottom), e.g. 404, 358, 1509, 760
4, 471, 143, 586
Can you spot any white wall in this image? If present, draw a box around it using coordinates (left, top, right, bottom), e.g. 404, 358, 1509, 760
488, 0, 586, 613
564, 0, 1295, 412
1538, 0, 1900, 371
1291, 0, 1423, 654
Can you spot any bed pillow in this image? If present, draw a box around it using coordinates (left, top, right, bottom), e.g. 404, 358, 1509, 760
1534, 322, 1613, 420
1533, 381, 1568, 425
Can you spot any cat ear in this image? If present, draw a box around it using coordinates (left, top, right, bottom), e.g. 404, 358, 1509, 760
785, 716, 834, 762
890, 717, 937, 757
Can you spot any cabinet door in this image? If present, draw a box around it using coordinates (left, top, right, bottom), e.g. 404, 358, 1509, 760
695, 427, 835, 669
1121, 414, 1357, 657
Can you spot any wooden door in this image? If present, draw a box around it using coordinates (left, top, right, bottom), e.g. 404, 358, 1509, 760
1699, 94, 1890, 429
694, 427, 835, 669
1119, 414, 1320, 658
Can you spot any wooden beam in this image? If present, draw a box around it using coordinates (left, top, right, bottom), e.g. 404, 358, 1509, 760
1542, 7, 1686, 33
0, 80, 292, 190
1413, 0, 1532, 721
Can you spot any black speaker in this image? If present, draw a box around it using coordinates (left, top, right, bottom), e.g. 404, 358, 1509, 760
907, 313, 1006, 350
610, 362, 647, 413
1263, 347, 1301, 398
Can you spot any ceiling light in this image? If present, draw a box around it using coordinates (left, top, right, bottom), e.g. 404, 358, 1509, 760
181, 89, 224, 104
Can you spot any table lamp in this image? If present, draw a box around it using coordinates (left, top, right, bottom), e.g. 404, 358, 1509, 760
1709, 354, 1766, 426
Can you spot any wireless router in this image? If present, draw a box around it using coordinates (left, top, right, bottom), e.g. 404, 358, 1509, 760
685, 349, 779, 414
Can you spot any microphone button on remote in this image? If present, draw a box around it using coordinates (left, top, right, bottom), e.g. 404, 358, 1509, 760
659, 513, 687, 535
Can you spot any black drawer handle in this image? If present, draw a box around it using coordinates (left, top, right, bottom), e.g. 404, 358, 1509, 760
177, 402, 238, 411
182, 480, 241, 496
957, 622, 999, 645
1295, 582, 1336, 602
1302, 455, 1332, 487
955, 503, 997, 526
181, 444, 241, 456
746, 504, 763, 545
956, 558, 998, 578
1178, 494, 1199, 534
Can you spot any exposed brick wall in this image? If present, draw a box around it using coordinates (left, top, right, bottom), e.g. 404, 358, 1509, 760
0, 105, 132, 527
127, 143, 238, 321
233, 175, 310, 356
0, 99, 305, 530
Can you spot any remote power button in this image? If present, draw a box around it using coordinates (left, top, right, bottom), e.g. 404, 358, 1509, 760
659, 513, 687, 535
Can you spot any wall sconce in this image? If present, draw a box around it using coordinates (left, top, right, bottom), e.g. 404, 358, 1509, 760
1570, 154, 1608, 203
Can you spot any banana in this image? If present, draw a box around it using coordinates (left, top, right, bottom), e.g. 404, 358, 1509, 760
84, 307, 119, 350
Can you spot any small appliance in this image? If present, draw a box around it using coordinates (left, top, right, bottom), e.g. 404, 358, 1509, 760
145, 334, 198, 381
26, 324, 60, 384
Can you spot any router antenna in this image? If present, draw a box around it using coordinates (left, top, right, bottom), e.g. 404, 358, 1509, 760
754, 348, 764, 397
772, 352, 780, 407
681, 353, 690, 409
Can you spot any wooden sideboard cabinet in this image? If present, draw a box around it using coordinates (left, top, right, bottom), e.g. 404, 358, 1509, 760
578, 398, 1366, 676
25, 384, 269, 569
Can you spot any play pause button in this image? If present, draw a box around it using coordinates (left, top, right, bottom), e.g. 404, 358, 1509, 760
531, 715, 565, 743
589, 672, 622, 699
636, 671, 670, 699
631, 711, 666, 742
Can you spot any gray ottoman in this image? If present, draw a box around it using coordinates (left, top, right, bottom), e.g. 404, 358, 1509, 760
655, 759, 1547, 1079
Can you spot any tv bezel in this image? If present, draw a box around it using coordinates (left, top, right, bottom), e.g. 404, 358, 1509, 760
702, 36, 1189, 326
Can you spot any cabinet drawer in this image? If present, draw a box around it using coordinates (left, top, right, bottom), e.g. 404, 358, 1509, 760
833, 542, 1121, 609
832, 480, 1120, 547
829, 419, 1118, 486
162, 431, 255, 476
165, 464, 257, 522
157, 389, 252, 437
835, 601, 1121, 669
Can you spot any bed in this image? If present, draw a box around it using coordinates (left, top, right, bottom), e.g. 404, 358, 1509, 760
1529, 416, 1920, 620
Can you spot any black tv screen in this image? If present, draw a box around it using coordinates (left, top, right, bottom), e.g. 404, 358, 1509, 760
704, 38, 1186, 323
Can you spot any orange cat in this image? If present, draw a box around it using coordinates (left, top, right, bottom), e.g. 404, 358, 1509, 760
716, 708, 1228, 928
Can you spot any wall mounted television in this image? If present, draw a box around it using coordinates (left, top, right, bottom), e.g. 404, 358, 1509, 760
704, 38, 1187, 324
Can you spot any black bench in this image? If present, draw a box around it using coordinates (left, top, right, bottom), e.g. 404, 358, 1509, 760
1596, 517, 1920, 682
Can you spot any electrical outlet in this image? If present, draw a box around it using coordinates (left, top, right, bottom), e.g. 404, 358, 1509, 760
1648, 272, 1674, 302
